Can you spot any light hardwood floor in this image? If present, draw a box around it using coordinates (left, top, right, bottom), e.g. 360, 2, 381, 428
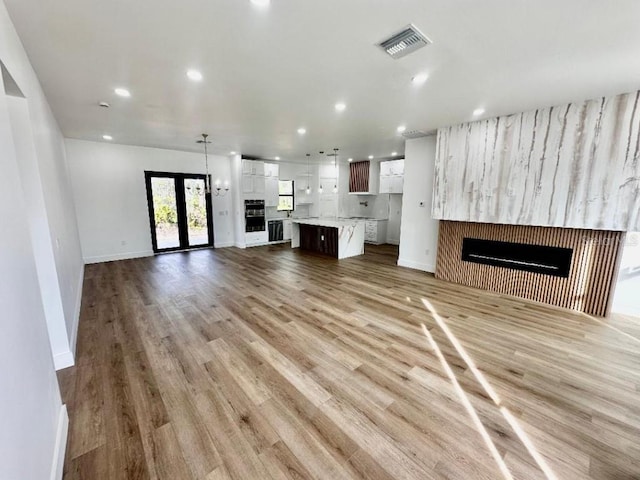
59, 244, 640, 479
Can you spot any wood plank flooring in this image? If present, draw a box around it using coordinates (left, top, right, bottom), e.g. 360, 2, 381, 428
58, 244, 640, 479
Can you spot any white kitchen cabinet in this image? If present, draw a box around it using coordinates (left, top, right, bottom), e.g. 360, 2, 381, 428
390, 159, 404, 175
242, 159, 265, 176
253, 178, 265, 194
243, 159, 266, 196
265, 177, 279, 206
379, 175, 391, 194
245, 231, 268, 246
364, 220, 388, 245
264, 163, 279, 177
283, 219, 292, 240
379, 159, 405, 194
242, 175, 254, 193
242, 174, 266, 195
390, 175, 404, 194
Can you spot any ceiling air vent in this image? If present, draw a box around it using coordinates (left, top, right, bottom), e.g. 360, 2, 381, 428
378, 24, 431, 59
402, 129, 429, 139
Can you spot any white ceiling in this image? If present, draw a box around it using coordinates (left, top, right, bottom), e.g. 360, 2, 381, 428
5, 0, 640, 162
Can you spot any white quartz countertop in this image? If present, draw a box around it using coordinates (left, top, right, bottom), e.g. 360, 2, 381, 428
291, 218, 363, 228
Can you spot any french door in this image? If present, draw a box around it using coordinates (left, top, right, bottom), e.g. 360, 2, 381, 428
144, 171, 214, 253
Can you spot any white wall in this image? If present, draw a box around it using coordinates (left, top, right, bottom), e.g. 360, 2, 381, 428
8, 95, 74, 369
387, 194, 403, 244
398, 136, 440, 272
65, 139, 235, 263
0, 0, 83, 363
0, 57, 66, 480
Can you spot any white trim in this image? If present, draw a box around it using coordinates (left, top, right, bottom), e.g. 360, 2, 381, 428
234, 242, 247, 249
214, 241, 234, 248
53, 350, 74, 370
83, 250, 154, 264
70, 263, 84, 354
54, 263, 84, 370
397, 257, 436, 273
50, 405, 69, 480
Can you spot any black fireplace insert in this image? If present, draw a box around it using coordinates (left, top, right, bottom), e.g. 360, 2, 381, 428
461, 238, 573, 277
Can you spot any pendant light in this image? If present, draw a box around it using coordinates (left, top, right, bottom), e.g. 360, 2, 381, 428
332, 148, 339, 193
197, 134, 230, 196
318, 151, 325, 194
305, 153, 311, 195
197, 133, 212, 194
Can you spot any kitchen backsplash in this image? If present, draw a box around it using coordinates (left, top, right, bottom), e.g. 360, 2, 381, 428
338, 193, 390, 219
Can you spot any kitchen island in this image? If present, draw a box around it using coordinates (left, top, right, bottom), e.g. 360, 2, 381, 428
291, 218, 365, 259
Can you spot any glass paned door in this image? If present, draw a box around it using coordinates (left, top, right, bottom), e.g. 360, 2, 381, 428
150, 177, 180, 249
184, 178, 210, 247
145, 172, 214, 253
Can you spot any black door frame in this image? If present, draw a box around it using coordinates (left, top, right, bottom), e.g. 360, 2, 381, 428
144, 171, 214, 254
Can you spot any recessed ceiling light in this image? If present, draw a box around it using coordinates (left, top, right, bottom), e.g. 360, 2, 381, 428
348, 158, 353, 162
187, 69, 203, 81
392, 151, 398, 156
250, 0, 270, 6
412, 73, 429, 85
275, 156, 281, 160
114, 88, 130, 97
102, 134, 113, 141
297, 127, 306, 135
368, 155, 374, 160
230, 151, 236, 155
335, 102, 346, 112
397, 125, 406, 133
473, 108, 485, 116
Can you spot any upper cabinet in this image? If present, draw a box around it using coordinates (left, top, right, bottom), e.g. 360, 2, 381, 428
242, 159, 266, 196
349, 160, 380, 195
242, 160, 265, 176
264, 163, 279, 178
379, 159, 404, 194
265, 177, 279, 206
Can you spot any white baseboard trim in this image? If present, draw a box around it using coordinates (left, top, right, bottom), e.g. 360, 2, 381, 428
50, 405, 69, 480
386, 239, 400, 245
397, 257, 436, 273
214, 241, 234, 248
53, 350, 75, 370
234, 242, 247, 249
84, 250, 154, 264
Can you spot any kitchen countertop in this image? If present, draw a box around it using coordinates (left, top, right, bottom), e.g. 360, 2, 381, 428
291, 216, 388, 224
291, 218, 365, 228
340, 217, 389, 221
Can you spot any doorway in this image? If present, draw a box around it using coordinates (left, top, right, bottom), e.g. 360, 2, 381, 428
144, 171, 214, 253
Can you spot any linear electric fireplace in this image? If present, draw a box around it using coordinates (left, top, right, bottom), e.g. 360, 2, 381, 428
436, 221, 625, 316
461, 238, 573, 278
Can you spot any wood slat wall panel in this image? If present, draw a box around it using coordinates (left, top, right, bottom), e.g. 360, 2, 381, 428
435, 221, 625, 316
349, 161, 370, 193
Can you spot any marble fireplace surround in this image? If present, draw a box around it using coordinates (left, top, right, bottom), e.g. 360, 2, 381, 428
433, 90, 640, 231
435, 221, 624, 316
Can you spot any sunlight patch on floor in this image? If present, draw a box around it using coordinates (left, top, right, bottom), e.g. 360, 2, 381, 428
420, 323, 514, 480
422, 298, 558, 480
